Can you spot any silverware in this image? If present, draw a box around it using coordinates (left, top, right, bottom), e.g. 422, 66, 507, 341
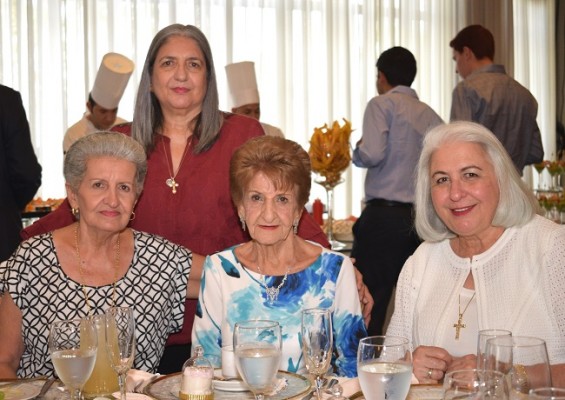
32, 377, 56, 399
324, 378, 339, 394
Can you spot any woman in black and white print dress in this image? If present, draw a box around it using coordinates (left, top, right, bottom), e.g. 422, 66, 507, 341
0, 131, 204, 378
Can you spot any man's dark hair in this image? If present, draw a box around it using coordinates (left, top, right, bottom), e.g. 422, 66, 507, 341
376, 46, 417, 87
88, 93, 97, 107
449, 24, 495, 60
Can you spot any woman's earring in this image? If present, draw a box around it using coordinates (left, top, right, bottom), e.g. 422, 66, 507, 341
130, 211, 136, 221
71, 208, 80, 219
240, 217, 246, 232
293, 220, 298, 235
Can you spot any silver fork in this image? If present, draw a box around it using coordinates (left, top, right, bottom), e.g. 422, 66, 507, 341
32, 377, 56, 399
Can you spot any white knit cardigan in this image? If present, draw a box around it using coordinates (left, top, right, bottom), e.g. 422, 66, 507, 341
386, 215, 565, 364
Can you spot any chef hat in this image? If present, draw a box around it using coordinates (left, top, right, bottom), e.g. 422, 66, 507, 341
90, 53, 134, 109
225, 61, 260, 108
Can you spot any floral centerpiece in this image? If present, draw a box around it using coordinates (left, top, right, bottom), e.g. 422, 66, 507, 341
307, 118, 353, 250
308, 118, 353, 188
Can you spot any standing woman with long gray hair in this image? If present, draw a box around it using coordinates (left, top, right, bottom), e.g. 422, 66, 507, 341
20, 24, 337, 373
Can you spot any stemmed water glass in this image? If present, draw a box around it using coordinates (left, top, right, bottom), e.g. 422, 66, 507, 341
357, 336, 412, 400
485, 336, 552, 397
48, 318, 98, 400
105, 307, 136, 400
477, 329, 512, 370
301, 308, 333, 398
234, 320, 282, 400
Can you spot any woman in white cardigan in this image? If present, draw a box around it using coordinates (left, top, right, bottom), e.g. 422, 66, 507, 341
386, 121, 565, 386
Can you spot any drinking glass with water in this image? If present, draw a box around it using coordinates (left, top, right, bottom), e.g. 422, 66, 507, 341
357, 336, 412, 400
234, 320, 282, 400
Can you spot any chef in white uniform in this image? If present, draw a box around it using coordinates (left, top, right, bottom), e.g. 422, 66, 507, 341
63, 52, 134, 152
225, 61, 284, 138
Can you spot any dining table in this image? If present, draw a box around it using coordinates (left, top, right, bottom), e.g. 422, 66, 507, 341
0, 374, 443, 400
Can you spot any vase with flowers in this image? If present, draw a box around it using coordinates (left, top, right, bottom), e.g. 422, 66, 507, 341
308, 118, 353, 250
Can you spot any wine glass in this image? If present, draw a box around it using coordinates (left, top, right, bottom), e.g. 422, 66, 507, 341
477, 329, 512, 370
48, 318, 98, 400
105, 307, 136, 400
357, 336, 412, 400
443, 369, 508, 400
529, 388, 565, 400
301, 308, 333, 398
233, 320, 282, 400
485, 336, 552, 397
533, 162, 546, 191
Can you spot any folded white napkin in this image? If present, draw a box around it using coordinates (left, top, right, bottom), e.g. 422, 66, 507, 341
125, 369, 160, 393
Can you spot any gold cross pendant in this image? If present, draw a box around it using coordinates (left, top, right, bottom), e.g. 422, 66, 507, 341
166, 178, 179, 194
453, 313, 466, 339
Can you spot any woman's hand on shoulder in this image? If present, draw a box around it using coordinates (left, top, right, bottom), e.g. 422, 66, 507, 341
412, 345, 453, 384
351, 259, 373, 326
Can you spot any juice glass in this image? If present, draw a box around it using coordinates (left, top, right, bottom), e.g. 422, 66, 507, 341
83, 314, 120, 398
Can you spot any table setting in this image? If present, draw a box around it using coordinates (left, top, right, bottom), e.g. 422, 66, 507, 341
2, 306, 559, 400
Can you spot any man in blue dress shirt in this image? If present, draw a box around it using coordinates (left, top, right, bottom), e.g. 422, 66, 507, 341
351, 47, 443, 335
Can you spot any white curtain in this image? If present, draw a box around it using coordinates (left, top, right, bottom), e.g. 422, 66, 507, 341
0, 0, 555, 218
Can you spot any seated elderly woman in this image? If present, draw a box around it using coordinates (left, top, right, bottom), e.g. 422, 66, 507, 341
192, 136, 367, 377
0, 131, 203, 378
386, 121, 565, 386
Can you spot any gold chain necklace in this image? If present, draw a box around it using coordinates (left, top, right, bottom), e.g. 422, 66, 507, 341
453, 291, 476, 339
162, 135, 193, 194
74, 223, 120, 315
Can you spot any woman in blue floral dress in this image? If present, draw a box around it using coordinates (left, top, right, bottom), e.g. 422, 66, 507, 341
192, 136, 367, 377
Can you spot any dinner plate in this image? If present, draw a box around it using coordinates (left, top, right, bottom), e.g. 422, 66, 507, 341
349, 384, 444, 400
0, 380, 42, 400
144, 371, 311, 400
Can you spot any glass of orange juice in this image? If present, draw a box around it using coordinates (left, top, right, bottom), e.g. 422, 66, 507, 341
83, 314, 120, 399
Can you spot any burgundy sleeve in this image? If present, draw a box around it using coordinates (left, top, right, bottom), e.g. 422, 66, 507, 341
20, 198, 75, 240
298, 209, 330, 248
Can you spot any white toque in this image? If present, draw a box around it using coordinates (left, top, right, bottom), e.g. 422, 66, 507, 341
225, 61, 260, 108
90, 52, 134, 109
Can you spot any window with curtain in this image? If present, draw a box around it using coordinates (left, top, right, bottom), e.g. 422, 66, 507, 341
0, 0, 555, 218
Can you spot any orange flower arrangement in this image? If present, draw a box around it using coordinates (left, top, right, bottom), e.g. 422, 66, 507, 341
308, 118, 353, 187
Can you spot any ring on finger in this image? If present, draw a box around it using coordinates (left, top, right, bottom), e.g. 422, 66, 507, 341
427, 368, 433, 378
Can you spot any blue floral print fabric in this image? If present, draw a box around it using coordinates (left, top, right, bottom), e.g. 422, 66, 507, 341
191, 242, 367, 377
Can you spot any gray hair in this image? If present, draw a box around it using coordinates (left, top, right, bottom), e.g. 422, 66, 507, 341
414, 121, 541, 242
132, 24, 223, 154
64, 131, 147, 197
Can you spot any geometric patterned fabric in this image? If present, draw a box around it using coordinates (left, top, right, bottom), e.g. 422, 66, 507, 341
1, 230, 191, 377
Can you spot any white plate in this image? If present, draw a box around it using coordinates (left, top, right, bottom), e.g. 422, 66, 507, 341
112, 392, 153, 399
350, 384, 444, 400
145, 370, 311, 400
0, 381, 41, 400
212, 370, 248, 392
